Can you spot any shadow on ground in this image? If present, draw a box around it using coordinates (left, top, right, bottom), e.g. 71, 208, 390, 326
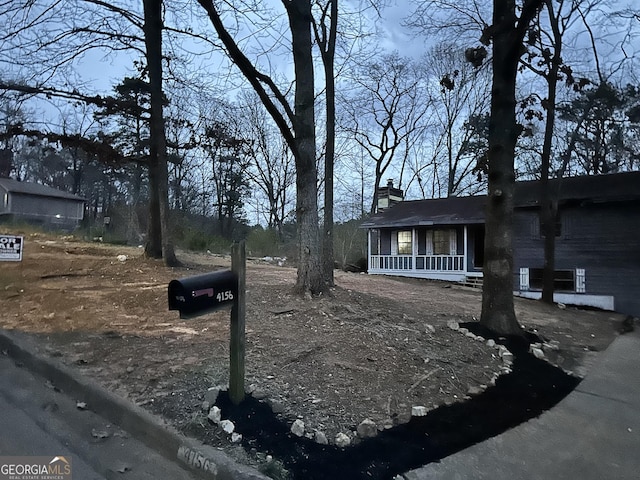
156, 322, 580, 480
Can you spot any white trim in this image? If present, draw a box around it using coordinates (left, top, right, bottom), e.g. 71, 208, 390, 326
520, 267, 530, 291
576, 268, 586, 293
370, 269, 467, 282
412, 228, 417, 268
463, 226, 468, 274
514, 291, 615, 311
367, 229, 372, 272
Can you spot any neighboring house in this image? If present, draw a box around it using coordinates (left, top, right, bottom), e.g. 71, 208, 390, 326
361, 172, 640, 317
0, 178, 85, 230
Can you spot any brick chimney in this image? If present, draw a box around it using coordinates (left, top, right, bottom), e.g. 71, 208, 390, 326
376, 179, 404, 212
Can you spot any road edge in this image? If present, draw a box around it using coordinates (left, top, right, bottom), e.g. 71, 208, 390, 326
0, 329, 269, 480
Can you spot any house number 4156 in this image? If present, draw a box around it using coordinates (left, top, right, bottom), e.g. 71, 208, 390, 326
217, 291, 234, 302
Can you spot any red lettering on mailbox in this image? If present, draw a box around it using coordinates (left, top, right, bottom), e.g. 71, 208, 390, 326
192, 288, 214, 298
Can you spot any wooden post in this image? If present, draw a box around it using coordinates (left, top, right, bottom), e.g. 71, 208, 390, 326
229, 241, 246, 405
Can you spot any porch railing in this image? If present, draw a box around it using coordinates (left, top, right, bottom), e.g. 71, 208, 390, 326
370, 254, 465, 272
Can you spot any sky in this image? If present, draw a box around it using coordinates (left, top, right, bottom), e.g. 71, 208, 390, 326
2, 0, 639, 219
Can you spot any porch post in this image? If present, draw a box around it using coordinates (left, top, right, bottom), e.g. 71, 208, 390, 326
412, 228, 417, 271
463, 225, 468, 275
367, 229, 371, 271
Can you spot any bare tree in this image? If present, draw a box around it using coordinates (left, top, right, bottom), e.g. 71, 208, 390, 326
424, 43, 491, 197
143, 0, 177, 265
196, 0, 326, 294
240, 91, 295, 235
313, 0, 338, 286
480, 0, 544, 335
341, 52, 430, 214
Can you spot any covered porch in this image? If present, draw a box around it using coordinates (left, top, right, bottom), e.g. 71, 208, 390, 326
367, 224, 484, 282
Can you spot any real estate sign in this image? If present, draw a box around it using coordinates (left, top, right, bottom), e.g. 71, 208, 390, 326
0, 235, 23, 261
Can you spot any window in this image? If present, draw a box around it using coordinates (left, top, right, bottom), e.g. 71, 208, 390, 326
370, 230, 380, 255
529, 268, 576, 291
433, 230, 451, 255
397, 231, 412, 255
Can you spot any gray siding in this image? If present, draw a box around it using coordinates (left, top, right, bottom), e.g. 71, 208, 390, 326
513, 201, 640, 316
10, 193, 83, 220
0, 191, 84, 230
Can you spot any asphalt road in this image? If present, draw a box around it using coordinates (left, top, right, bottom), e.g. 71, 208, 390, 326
0, 353, 199, 480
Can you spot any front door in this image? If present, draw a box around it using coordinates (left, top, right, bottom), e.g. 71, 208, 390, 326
471, 225, 485, 269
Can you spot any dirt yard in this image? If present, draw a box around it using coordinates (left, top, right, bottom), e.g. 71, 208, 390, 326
0, 232, 625, 476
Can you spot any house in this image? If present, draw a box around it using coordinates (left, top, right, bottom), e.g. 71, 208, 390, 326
0, 178, 85, 230
361, 172, 640, 317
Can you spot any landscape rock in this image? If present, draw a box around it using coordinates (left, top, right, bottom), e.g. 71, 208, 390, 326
201, 400, 210, 413
205, 386, 222, 404
447, 321, 459, 331
502, 352, 514, 365
207, 406, 221, 424
356, 418, 378, 439
220, 419, 235, 434
269, 399, 286, 414
486, 339, 496, 348
251, 388, 268, 400
411, 405, 428, 417
91, 428, 110, 439
458, 327, 469, 335
531, 347, 545, 359
334, 432, 351, 448
231, 432, 243, 443
543, 341, 560, 351
467, 385, 484, 396
291, 419, 305, 437
314, 431, 328, 445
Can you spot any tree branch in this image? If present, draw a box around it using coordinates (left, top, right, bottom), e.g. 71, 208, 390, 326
196, 0, 298, 157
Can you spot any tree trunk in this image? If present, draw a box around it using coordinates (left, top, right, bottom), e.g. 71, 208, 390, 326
480, 0, 539, 335
144, 159, 163, 258
319, 0, 337, 287
143, 0, 177, 266
540, 0, 562, 304
287, 0, 325, 295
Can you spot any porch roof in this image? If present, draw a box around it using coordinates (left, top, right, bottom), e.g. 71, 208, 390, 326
361, 195, 486, 229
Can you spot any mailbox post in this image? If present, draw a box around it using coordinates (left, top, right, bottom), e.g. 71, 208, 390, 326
229, 241, 246, 405
168, 241, 246, 405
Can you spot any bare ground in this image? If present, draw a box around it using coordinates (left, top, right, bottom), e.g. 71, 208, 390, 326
0, 232, 625, 474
